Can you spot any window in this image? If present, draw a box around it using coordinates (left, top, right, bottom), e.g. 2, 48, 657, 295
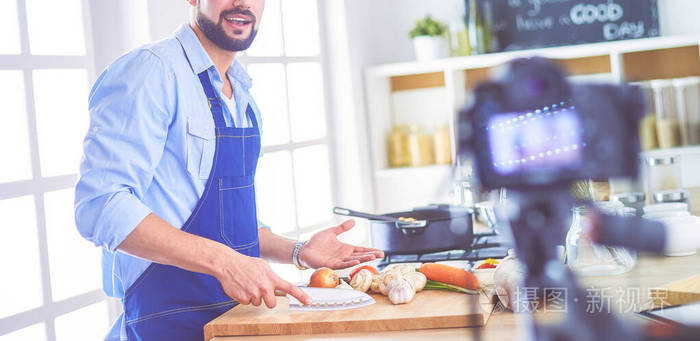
0, 1, 110, 339
240, 0, 336, 282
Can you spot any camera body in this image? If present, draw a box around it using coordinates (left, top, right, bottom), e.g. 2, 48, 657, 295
458, 57, 646, 190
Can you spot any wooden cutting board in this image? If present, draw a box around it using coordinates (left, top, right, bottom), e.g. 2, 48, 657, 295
204, 289, 496, 340
650, 274, 700, 308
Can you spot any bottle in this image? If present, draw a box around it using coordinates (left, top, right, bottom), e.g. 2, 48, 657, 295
467, 0, 487, 55
448, 18, 471, 57
481, 0, 497, 52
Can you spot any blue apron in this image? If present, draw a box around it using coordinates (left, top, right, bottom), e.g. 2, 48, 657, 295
123, 70, 261, 340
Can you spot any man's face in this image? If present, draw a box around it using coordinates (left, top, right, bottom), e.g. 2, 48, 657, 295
193, 0, 265, 51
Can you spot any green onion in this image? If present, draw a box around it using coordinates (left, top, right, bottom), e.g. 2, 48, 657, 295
423, 280, 479, 294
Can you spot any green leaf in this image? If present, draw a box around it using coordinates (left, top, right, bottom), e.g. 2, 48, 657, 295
409, 14, 447, 38
423, 280, 479, 294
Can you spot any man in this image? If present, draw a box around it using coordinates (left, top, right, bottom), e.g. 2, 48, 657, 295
75, 0, 384, 340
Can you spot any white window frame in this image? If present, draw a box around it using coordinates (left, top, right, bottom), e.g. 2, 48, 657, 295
0, 0, 110, 339
238, 0, 339, 242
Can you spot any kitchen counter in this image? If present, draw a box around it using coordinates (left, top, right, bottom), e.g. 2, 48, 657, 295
209, 253, 700, 341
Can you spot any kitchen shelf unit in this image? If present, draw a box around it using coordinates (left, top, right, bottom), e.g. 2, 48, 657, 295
365, 35, 700, 213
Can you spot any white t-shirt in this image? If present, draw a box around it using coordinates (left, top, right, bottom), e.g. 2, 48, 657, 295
222, 75, 252, 128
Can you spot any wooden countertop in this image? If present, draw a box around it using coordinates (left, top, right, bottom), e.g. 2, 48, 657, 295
209, 253, 700, 341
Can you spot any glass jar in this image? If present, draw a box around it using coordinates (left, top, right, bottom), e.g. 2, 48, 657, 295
433, 123, 452, 164
407, 125, 435, 166
674, 77, 700, 146
387, 125, 410, 167
565, 204, 637, 276
633, 81, 659, 150
644, 155, 682, 194
651, 189, 690, 205
651, 79, 683, 148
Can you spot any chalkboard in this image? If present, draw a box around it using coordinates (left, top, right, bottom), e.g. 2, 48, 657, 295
478, 0, 660, 52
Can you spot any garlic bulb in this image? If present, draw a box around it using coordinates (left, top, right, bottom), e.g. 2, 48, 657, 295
382, 269, 402, 286
379, 281, 390, 296
404, 271, 427, 292
350, 269, 372, 292
387, 277, 415, 304
336, 279, 353, 290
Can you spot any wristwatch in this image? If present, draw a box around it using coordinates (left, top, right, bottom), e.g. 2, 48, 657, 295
292, 240, 309, 270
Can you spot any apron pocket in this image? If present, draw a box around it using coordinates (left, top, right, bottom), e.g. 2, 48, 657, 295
218, 176, 259, 251
186, 118, 215, 180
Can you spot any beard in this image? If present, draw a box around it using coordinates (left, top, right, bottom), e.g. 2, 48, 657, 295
196, 7, 258, 52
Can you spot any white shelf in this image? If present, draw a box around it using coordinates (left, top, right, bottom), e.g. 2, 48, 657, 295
375, 164, 452, 178
643, 145, 700, 157
364, 35, 700, 212
367, 34, 700, 77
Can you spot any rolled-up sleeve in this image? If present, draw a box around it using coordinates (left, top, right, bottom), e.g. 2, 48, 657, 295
75, 49, 174, 251
257, 219, 271, 231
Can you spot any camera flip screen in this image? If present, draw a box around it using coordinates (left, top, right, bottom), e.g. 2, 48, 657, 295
487, 103, 584, 175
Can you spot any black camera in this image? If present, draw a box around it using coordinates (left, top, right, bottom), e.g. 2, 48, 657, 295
458, 57, 646, 190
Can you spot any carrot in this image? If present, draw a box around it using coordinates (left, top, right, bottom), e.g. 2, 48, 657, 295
419, 263, 479, 290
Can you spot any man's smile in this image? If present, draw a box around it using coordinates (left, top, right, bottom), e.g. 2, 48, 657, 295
224, 13, 253, 31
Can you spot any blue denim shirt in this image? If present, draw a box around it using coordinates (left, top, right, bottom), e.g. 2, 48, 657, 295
75, 24, 265, 306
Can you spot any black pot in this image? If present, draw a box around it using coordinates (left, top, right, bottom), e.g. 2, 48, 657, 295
368, 205, 473, 255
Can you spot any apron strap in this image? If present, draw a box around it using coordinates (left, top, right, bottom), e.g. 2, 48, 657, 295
197, 70, 226, 128
245, 104, 259, 129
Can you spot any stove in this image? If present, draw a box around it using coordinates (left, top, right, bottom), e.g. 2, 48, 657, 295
376, 233, 512, 270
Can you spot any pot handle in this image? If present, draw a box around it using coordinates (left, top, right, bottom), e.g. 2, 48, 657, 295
333, 207, 397, 222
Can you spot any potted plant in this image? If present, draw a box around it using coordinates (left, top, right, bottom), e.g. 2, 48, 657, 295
410, 15, 449, 61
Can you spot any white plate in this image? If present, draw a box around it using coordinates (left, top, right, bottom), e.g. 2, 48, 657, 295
288, 287, 375, 311
643, 203, 689, 214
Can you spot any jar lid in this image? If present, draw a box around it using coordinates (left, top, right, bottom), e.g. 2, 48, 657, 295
645, 155, 679, 166
652, 189, 689, 203
572, 205, 591, 214
610, 192, 646, 204
595, 200, 624, 214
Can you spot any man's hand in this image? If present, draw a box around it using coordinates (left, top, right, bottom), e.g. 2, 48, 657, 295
117, 213, 311, 309
298, 219, 385, 269
215, 251, 312, 308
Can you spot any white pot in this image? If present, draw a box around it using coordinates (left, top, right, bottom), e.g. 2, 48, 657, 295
412, 36, 449, 61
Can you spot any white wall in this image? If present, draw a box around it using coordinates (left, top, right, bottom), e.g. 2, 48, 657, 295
658, 0, 700, 36
147, 0, 191, 42
344, 0, 464, 67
